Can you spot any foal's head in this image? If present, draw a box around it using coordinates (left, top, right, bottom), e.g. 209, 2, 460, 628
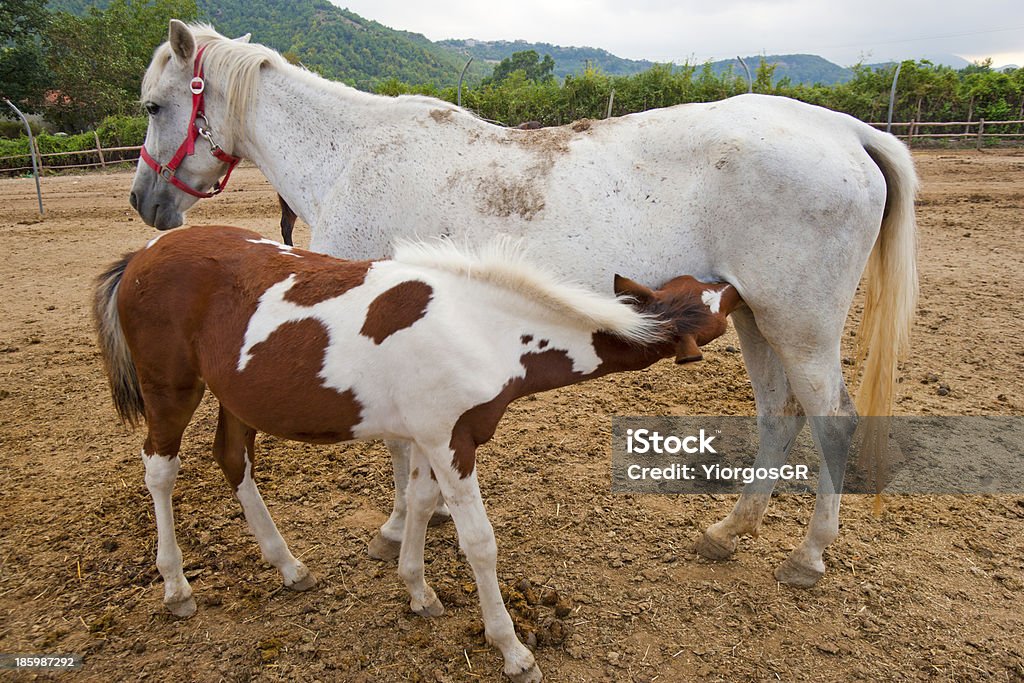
614, 274, 743, 363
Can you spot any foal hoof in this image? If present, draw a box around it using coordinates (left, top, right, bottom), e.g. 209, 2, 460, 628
693, 530, 737, 561
428, 510, 452, 527
774, 557, 825, 588
286, 569, 317, 592
165, 596, 197, 619
367, 533, 402, 562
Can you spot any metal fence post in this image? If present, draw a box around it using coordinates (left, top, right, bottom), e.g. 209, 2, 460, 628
3, 98, 44, 215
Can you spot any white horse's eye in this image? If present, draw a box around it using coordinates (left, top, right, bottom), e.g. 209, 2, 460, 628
144, 102, 161, 116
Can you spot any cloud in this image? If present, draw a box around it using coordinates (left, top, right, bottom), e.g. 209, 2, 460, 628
333, 1, 1024, 66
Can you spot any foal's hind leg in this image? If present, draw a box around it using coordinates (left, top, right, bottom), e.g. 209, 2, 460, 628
141, 383, 205, 617
213, 406, 315, 591
695, 308, 806, 560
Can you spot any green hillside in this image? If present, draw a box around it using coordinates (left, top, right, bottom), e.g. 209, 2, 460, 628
48, 0, 490, 88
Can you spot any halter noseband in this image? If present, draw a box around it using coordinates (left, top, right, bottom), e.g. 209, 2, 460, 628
139, 44, 242, 199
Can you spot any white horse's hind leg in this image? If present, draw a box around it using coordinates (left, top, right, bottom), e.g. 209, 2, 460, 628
695, 308, 806, 560
369, 439, 451, 562
428, 453, 541, 683
142, 452, 195, 617
774, 390, 857, 587
396, 445, 444, 617
771, 349, 858, 587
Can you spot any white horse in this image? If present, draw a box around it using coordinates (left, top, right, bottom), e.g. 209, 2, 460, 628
129, 21, 917, 589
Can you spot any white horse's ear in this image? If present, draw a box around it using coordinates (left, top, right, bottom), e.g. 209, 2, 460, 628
168, 19, 196, 64
234, 33, 252, 44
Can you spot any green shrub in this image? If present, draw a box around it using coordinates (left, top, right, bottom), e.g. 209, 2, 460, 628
0, 114, 147, 173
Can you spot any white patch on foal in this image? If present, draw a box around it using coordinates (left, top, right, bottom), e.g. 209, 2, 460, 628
701, 287, 726, 314
146, 232, 168, 249
246, 237, 301, 257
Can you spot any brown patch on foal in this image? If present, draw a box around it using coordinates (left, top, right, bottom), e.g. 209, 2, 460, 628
231, 318, 364, 443
449, 349, 583, 478
283, 262, 371, 308
360, 280, 434, 344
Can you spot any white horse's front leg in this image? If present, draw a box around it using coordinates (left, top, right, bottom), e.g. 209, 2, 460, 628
430, 456, 541, 683
369, 439, 451, 561
142, 452, 195, 617
396, 445, 444, 617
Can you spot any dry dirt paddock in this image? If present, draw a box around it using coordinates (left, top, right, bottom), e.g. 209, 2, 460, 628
1, 150, 1022, 682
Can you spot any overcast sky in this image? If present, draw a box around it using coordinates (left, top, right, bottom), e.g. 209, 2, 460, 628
331, 1, 1024, 68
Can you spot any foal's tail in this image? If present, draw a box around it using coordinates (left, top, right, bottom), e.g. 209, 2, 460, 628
855, 130, 919, 421
93, 253, 145, 426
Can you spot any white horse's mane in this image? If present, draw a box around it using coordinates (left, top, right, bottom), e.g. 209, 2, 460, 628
141, 23, 456, 134
393, 239, 663, 345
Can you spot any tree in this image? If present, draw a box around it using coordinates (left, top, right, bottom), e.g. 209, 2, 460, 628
43, 0, 198, 131
488, 50, 556, 85
0, 0, 52, 114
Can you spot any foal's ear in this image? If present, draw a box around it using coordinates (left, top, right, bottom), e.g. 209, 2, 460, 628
234, 33, 252, 44
168, 19, 196, 64
613, 274, 655, 305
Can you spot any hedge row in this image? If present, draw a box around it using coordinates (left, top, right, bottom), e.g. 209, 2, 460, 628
0, 115, 147, 173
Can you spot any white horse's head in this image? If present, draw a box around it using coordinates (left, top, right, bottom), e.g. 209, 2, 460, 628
130, 20, 253, 229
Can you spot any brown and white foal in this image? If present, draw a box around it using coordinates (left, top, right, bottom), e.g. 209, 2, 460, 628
94, 225, 740, 682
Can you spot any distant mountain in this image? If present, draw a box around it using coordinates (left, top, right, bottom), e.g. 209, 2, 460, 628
709, 54, 853, 85
439, 39, 657, 79
920, 53, 971, 69
442, 40, 855, 85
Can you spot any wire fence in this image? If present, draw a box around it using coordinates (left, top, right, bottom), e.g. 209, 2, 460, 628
3, 118, 1024, 178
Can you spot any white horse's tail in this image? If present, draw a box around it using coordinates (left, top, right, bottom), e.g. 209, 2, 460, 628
854, 130, 919, 420
93, 253, 146, 426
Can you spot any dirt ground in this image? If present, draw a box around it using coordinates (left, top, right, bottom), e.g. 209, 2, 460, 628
1, 150, 1022, 682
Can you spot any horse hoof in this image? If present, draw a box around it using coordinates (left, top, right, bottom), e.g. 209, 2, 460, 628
412, 596, 445, 618
287, 569, 317, 592
367, 533, 402, 561
166, 596, 197, 618
428, 511, 452, 527
774, 557, 825, 587
508, 663, 543, 683
693, 530, 736, 561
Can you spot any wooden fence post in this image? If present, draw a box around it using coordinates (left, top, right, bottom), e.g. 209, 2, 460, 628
976, 119, 985, 150
94, 131, 106, 169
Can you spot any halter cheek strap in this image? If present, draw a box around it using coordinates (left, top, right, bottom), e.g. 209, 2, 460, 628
140, 44, 242, 199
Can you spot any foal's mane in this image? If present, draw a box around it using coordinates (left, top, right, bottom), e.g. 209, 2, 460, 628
393, 240, 664, 345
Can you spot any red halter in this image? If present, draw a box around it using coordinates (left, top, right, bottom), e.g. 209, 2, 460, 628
139, 45, 242, 199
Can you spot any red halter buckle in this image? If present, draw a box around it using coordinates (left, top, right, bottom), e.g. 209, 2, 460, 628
139, 45, 241, 200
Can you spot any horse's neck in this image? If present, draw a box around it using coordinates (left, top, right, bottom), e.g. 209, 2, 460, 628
239, 69, 375, 228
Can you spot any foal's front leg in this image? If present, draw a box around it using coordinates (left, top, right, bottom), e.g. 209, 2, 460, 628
369, 439, 451, 561
425, 446, 541, 683
396, 445, 444, 617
